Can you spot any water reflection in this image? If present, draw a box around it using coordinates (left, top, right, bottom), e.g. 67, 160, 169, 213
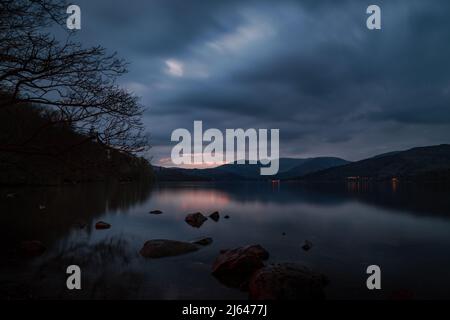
1, 181, 450, 299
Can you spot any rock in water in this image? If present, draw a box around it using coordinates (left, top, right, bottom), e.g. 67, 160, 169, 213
185, 212, 208, 228
224, 215, 230, 219
20, 240, 46, 257
139, 239, 199, 258
248, 263, 328, 300
302, 240, 313, 251
192, 237, 213, 246
212, 244, 269, 288
75, 221, 87, 229
95, 221, 111, 230
209, 211, 220, 222
389, 289, 415, 300
149, 210, 163, 215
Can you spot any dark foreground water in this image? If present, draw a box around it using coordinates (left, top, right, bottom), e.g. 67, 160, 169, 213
1, 181, 450, 300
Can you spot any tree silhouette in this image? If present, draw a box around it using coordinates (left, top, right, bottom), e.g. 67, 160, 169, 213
0, 0, 148, 156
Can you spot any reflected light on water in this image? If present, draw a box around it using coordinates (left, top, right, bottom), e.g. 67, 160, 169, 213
157, 189, 231, 211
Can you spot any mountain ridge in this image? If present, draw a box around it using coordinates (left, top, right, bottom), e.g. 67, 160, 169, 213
300, 144, 450, 182
154, 157, 350, 181
154, 144, 450, 182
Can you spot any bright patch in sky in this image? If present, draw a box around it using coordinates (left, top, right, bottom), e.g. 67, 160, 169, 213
165, 59, 184, 77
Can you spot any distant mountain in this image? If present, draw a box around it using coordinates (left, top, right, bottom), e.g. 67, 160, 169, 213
302, 144, 450, 182
154, 157, 349, 181
277, 157, 350, 179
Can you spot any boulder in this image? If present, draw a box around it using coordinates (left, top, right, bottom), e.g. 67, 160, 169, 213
209, 211, 220, 222
212, 245, 269, 288
139, 239, 199, 258
192, 237, 213, 246
149, 210, 163, 215
95, 221, 111, 229
185, 212, 207, 228
20, 240, 46, 257
248, 263, 328, 300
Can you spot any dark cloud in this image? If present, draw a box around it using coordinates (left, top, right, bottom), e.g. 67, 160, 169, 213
69, 0, 450, 164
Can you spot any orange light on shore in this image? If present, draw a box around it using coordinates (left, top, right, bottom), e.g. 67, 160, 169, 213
391, 177, 399, 192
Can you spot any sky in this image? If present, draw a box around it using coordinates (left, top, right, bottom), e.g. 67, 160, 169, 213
69, 0, 450, 166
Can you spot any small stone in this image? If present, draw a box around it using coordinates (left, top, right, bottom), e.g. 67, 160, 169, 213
302, 240, 313, 251
192, 237, 213, 246
95, 221, 111, 229
224, 215, 230, 219
74, 221, 87, 229
20, 240, 46, 257
185, 212, 208, 228
209, 211, 220, 222
139, 239, 199, 258
149, 210, 163, 215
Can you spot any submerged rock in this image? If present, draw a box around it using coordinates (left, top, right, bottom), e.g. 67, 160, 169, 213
212, 245, 269, 288
95, 221, 111, 230
74, 221, 87, 229
389, 289, 415, 300
191, 237, 213, 246
209, 211, 220, 222
224, 215, 230, 219
248, 263, 328, 300
149, 210, 163, 215
20, 240, 46, 257
302, 240, 313, 251
139, 239, 199, 258
185, 212, 208, 228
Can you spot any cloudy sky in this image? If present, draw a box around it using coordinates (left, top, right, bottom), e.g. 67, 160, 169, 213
70, 0, 450, 166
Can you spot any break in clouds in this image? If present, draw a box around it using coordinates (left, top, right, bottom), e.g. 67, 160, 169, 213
70, 0, 450, 166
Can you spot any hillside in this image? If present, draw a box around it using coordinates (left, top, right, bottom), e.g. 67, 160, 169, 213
155, 157, 349, 181
302, 145, 450, 182
277, 157, 349, 179
0, 102, 153, 186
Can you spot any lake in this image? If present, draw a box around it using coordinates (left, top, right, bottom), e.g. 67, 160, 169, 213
1, 181, 450, 299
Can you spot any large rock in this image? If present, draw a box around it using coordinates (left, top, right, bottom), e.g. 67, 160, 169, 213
248, 263, 328, 300
139, 239, 199, 258
20, 240, 46, 257
185, 212, 207, 228
212, 245, 269, 288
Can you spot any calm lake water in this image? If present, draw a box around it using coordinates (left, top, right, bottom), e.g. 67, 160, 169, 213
1, 181, 450, 299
